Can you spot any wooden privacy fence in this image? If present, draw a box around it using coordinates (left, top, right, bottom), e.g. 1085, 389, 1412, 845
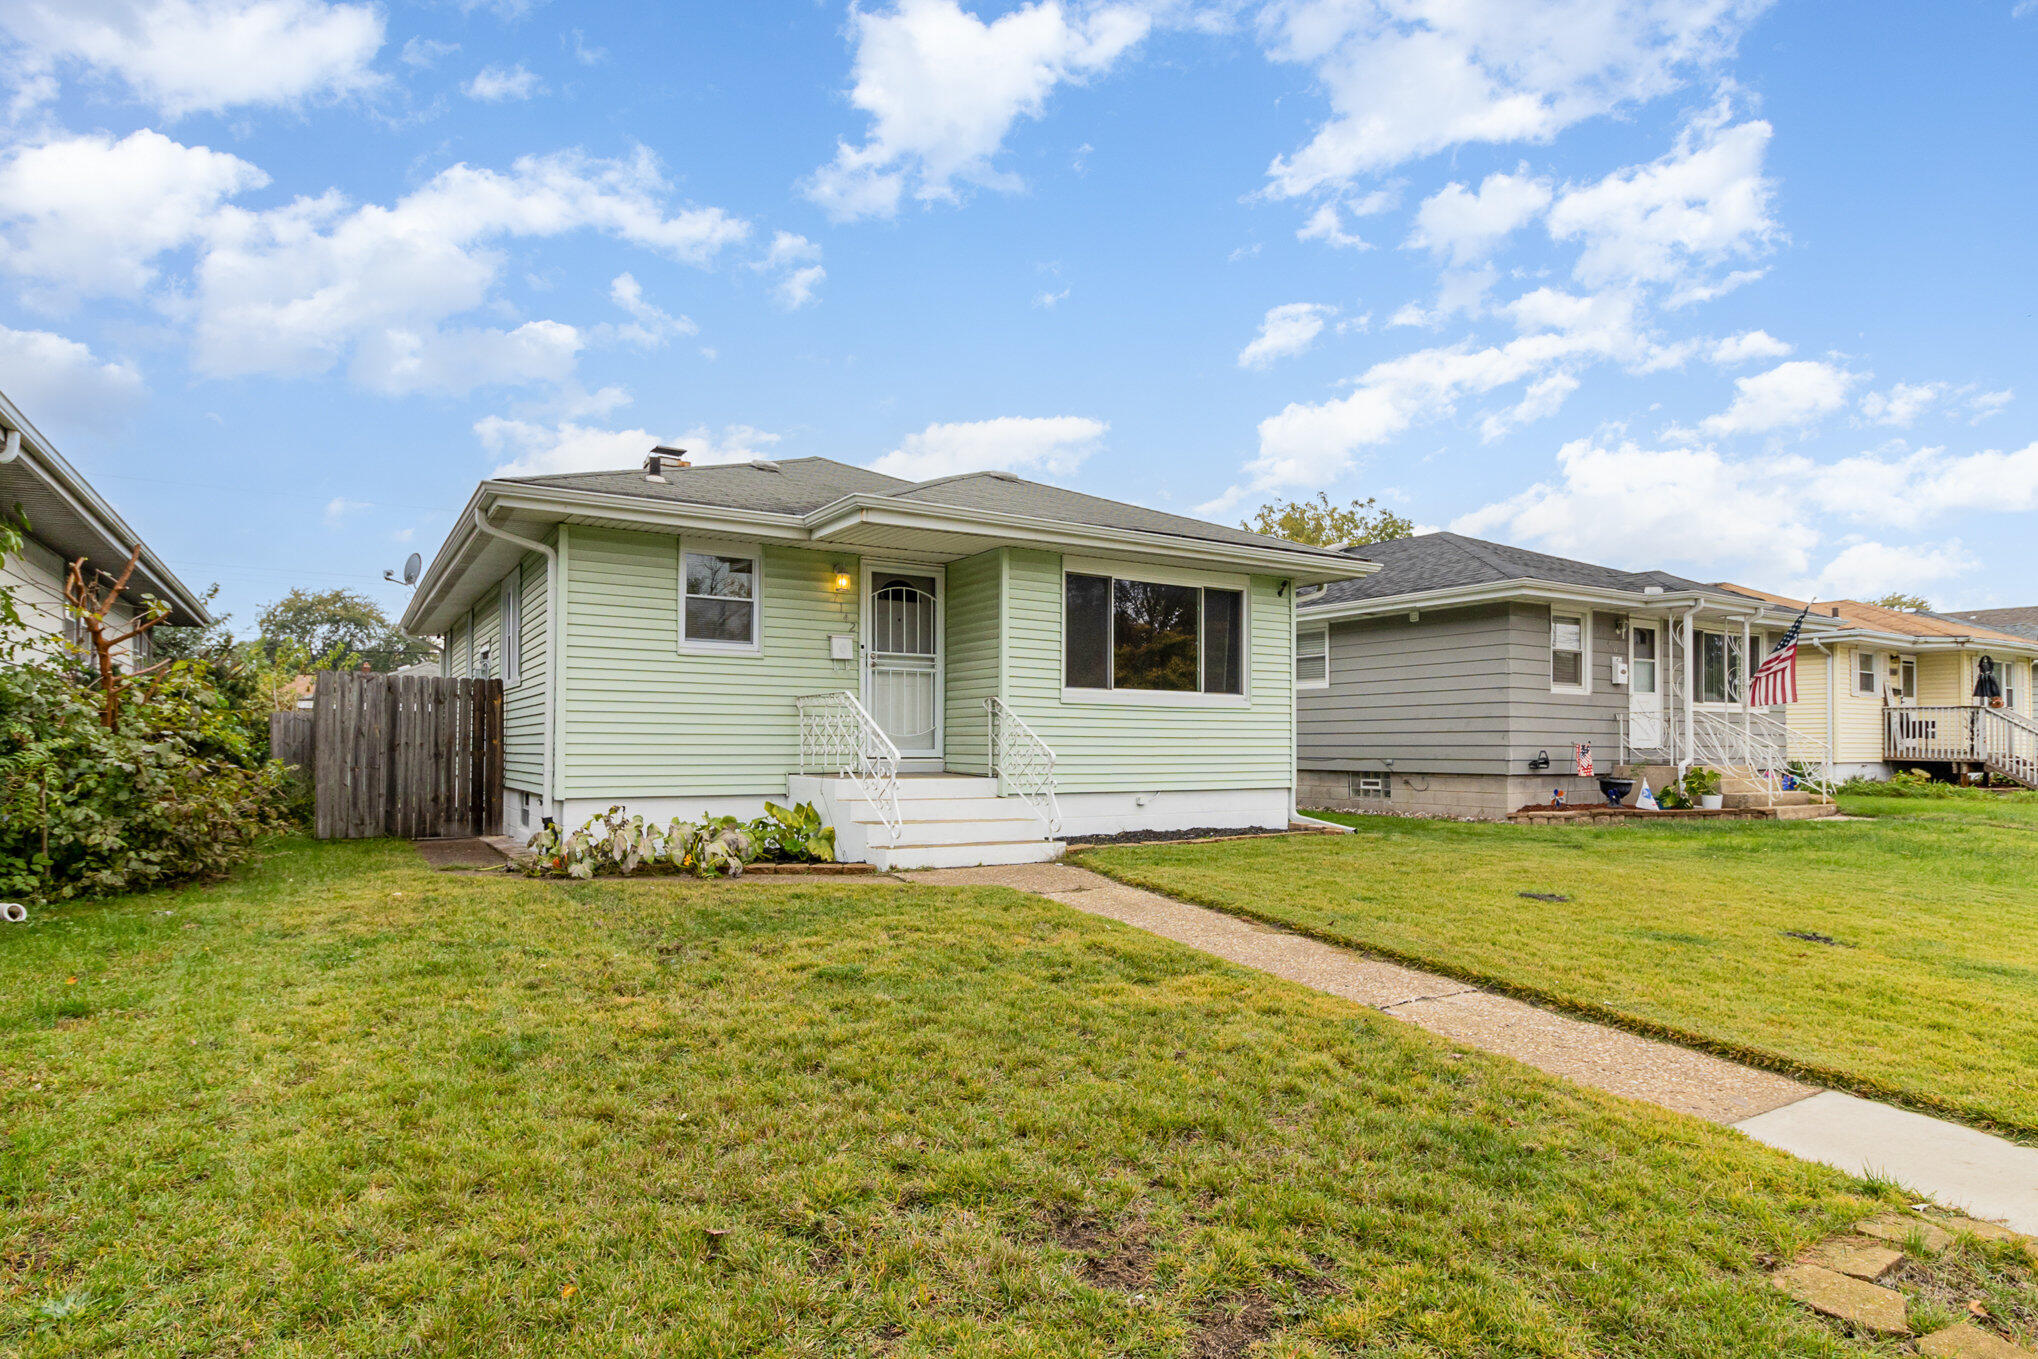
269, 710, 312, 771
308, 671, 504, 840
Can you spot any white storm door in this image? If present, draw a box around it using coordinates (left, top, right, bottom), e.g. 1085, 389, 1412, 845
1629, 623, 1664, 748
864, 568, 943, 760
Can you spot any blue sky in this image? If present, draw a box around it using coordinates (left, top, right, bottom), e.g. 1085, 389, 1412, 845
2, 0, 2035, 630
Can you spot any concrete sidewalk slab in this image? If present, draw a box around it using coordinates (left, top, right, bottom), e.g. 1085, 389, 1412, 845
907, 861, 2038, 1235
1734, 1091, 2038, 1234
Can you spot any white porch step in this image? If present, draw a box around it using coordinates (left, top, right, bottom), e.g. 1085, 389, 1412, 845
869, 839, 1065, 871
850, 814, 1048, 845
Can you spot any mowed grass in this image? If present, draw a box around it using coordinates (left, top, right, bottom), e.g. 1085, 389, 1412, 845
1079, 796, 2038, 1139
0, 840, 1891, 1357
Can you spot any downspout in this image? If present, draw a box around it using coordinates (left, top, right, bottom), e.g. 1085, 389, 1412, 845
1678, 603, 1701, 778
1741, 616, 1753, 768
0, 427, 19, 463
470, 508, 560, 810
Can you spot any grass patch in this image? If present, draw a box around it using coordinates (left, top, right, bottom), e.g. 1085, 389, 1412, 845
0, 837, 1896, 1355
1078, 797, 2038, 1138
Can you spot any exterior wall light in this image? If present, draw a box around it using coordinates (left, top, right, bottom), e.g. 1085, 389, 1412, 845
832, 568, 853, 592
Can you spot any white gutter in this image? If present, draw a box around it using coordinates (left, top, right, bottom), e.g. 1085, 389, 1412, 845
1299, 579, 1826, 630
0, 428, 19, 463
469, 508, 561, 806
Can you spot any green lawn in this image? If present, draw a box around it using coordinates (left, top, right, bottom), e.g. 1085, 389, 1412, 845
1078, 795, 2038, 1140
0, 838, 1907, 1357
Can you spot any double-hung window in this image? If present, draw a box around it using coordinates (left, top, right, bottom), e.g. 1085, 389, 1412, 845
1063, 570, 1246, 696
682, 547, 760, 651
1296, 628, 1329, 689
500, 568, 522, 686
1855, 650, 1879, 696
1550, 614, 1586, 690
1697, 630, 1746, 704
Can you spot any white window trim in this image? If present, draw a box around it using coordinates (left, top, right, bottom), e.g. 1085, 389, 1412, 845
1854, 648, 1879, 697
1296, 627, 1329, 690
1692, 627, 1751, 707
1550, 609, 1591, 694
500, 565, 522, 687
677, 537, 764, 656
1059, 557, 1252, 708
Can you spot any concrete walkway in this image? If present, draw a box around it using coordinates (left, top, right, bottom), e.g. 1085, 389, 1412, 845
905, 861, 2038, 1233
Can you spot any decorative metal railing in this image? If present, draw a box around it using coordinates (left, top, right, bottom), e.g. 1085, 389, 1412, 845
985, 696, 1061, 837
795, 691, 903, 841
1886, 704, 2038, 787
1689, 707, 1835, 805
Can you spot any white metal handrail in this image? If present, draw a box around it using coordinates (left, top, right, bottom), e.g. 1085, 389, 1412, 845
985, 696, 1061, 837
795, 691, 903, 841
1685, 708, 1835, 805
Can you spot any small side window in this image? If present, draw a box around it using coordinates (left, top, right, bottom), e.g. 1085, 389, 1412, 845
1855, 650, 1878, 696
1296, 628, 1329, 688
682, 549, 760, 651
1551, 614, 1585, 689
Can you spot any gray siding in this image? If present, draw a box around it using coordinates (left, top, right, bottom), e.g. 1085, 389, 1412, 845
1298, 601, 1625, 776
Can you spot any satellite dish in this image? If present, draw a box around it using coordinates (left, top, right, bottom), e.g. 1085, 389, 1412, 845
402, 552, 422, 585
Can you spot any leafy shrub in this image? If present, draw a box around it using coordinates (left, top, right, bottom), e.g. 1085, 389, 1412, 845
0, 657, 293, 901
1682, 766, 1723, 800
1835, 768, 2034, 799
516, 801, 838, 880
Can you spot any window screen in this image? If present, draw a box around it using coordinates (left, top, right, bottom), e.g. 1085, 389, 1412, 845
1296, 629, 1328, 686
1551, 615, 1584, 688
1063, 573, 1111, 688
1202, 588, 1244, 695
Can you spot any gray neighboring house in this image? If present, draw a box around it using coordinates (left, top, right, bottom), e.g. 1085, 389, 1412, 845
1945, 606, 2038, 643
1294, 532, 1832, 820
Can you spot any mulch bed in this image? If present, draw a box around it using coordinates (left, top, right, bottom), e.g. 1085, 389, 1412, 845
1509, 804, 1768, 824
412, 838, 513, 870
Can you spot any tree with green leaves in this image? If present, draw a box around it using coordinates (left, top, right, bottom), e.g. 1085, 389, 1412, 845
1869, 592, 1933, 613
1242, 494, 1415, 548
256, 588, 435, 671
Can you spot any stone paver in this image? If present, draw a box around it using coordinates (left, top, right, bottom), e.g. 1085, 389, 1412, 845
1918, 1323, 2038, 1359
1770, 1263, 1911, 1334
1942, 1215, 2035, 1246
1853, 1212, 1954, 1253
905, 863, 1811, 1123
1804, 1237, 1903, 1282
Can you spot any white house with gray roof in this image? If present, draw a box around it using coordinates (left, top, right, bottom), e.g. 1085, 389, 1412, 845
1, 386, 210, 661
402, 451, 1370, 866
1294, 533, 1840, 820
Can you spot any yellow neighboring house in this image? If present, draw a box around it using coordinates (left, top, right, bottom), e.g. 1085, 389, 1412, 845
1720, 586, 2038, 785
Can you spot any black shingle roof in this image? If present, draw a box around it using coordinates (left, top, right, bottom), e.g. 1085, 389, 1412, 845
1299, 531, 1708, 609
501, 458, 1355, 562
1948, 606, 2038, 642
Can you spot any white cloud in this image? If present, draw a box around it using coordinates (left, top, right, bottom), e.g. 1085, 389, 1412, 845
1237, 302, 1335, 368
1405, 167, 1551, 266
1709, 329, 1791, 365
478, 417, 780, 477
1857, 380, 1944, 427
1033, 286, 1071, 308
0, 129, 267, 304
1216, 286, 1654, 501
607, 273, 696, 346
1477, 370, 1578, 441
753, 231, 825, 309
189, 146, 749, 390
869, 415, 1106, 481
805, 0, 1151, 221
1258, 0, 1768, 197
1295, 201, 1371, 249
1802, 441, 2038, 529
1545, 107, 1778, 293
323, 495, 368, 525
400, 35, 457, 69
0, 323, 146, 433
1813, 540, 1977, 599
1698, 359, 1856, 436
2, 0, 386, 116
464, 62, 543, 102
1968, 388, 2014, 423
1451, 437, 1819, 579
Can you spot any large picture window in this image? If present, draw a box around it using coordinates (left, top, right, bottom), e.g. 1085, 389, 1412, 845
683, 549, 758, 650
1063, 571, 1244, 696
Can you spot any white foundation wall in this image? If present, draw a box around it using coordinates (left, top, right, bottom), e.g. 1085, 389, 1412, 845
1052, 788, 1291, 838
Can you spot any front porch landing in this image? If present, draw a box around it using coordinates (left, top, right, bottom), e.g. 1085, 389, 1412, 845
788, 772, 1065, 871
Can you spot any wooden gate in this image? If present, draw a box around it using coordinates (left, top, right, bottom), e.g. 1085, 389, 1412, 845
310, 671, 504, 839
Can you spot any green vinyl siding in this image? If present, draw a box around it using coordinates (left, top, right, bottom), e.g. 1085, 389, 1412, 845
560, 527, 860, 800
502, 550, 549, 794
942, 549, 1002, 775
1000, 548, 1296, 793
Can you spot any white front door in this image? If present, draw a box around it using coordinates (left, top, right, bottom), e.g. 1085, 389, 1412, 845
1629, 622, 1664, 749
864, 566, 943, 764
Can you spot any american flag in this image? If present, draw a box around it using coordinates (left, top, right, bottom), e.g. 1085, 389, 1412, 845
1750, 603, 1810, 706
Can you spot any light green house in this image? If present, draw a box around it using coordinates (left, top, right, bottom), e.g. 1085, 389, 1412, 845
401, 452, 1369, 867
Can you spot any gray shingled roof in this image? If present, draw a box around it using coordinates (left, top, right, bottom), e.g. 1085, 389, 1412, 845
1948, 606, 2038, 642
504, 457, 911, 516
501, 457, 1353, 561
1300, 532, 1708, 609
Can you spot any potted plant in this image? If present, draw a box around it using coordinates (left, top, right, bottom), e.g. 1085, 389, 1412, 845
1683, 766, 1724, 810
1597, 766, 1636, 807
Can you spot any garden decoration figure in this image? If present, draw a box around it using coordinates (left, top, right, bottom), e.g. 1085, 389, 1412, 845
1974, 655, 2002, 704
